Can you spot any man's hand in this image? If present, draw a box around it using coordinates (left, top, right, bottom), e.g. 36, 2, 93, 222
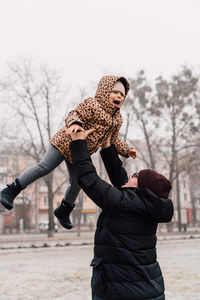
128, 148, 137, 159
66, 124, 85, 134
70, 128, 96, 141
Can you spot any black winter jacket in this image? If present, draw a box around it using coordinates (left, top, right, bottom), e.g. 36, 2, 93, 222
70, 141, 174, 300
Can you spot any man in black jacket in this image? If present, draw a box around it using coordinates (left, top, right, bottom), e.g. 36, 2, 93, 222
69, 129, 174, 300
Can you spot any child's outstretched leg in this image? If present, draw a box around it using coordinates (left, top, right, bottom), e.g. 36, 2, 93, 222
0, 145, 64, 210
54, 160, 81, 230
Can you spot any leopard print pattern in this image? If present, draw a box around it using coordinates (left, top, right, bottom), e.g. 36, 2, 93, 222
50, 75, 135, 163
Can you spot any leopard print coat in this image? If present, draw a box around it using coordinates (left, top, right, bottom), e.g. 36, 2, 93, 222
50, 75, 132, 163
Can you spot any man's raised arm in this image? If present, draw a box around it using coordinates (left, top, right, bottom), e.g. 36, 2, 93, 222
100, 134, 128, 188
100, 145, 128, 188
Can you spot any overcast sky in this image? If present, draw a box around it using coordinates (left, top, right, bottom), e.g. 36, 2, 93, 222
0, 0, 200, 88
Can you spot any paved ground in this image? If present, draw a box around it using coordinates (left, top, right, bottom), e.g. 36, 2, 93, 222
0, 231, 94, 249
0, 232, 199, 300
0, 227, 200, 249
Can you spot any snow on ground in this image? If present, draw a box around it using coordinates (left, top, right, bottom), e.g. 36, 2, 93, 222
0, 239, 199, 300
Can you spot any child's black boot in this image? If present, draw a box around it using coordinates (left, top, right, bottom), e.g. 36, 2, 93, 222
54, 200, 75, 230
0, 179, 24, 210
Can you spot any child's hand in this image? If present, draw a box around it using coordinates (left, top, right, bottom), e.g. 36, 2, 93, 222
66, 124, 85, 134
70, 128, 96, 141
128, 149, 137, 159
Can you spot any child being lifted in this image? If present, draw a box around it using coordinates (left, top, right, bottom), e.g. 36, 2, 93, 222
0, 75, 137, 229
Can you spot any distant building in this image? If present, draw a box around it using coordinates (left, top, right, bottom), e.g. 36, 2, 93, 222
1, 141, 200, 233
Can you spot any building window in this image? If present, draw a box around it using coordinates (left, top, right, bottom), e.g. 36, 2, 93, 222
13, 160, 18, 169
27, 159, 33, 168
83, 196, 87, 204
40, 185, 48, 192
83, 213, 87, 223
44, 196, 48, 206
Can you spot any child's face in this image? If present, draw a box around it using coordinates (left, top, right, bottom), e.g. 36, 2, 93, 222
109, 90, 125, 108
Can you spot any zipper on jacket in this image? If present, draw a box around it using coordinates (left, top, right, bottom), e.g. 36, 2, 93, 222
90, 108, 119, 152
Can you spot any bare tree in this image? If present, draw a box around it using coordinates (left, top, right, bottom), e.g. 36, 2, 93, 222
154, 67, 198, 231
122, 68, 199, 232
187, 80, 200, 225
122, 71, 158, 169
0, 57, 70, 237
